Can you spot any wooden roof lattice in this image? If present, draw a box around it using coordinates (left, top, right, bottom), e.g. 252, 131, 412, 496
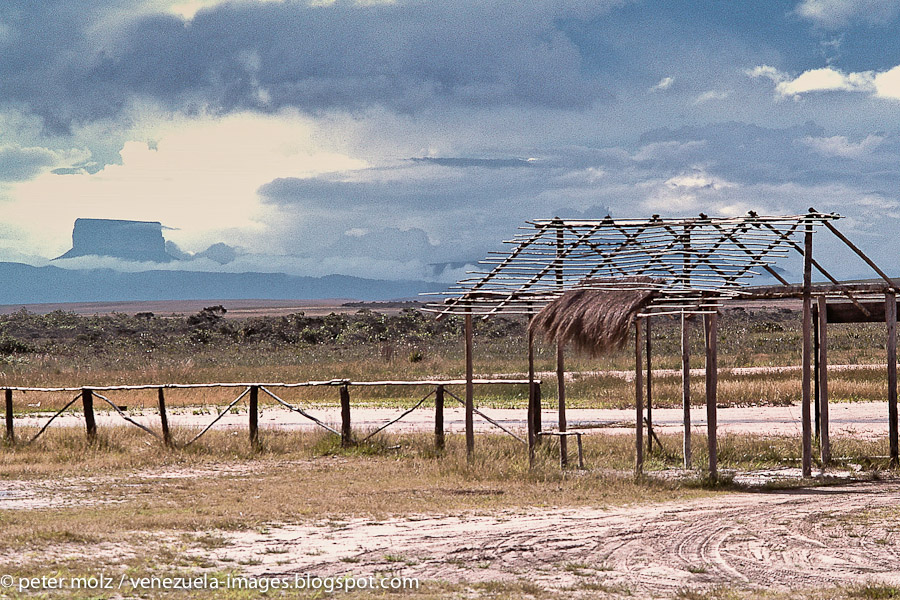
426, 211, 849, 318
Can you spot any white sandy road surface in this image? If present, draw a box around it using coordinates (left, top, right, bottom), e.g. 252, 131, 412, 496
11, 401, 897, 439
212, 480, 900, 596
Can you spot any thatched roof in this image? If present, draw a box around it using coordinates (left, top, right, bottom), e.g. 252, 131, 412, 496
529, 277, 659, 356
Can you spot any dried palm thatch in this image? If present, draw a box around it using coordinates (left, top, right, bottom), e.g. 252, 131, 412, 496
530, 277, 659, 356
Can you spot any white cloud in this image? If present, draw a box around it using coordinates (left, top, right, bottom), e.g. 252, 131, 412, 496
651, 76, 675, 91
3, 110, 366, 258
693, 90, 730, 104
801, 134, 884, 157
795, 0, 900, 29
750, 63, 900, 101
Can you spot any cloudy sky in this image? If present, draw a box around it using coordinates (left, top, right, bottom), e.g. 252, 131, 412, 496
2, 0, 899, 282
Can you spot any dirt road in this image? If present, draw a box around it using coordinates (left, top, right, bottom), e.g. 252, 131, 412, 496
220, 480, 900, 596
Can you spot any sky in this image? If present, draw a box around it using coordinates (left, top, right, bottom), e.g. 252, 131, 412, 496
1, 0, 900, 283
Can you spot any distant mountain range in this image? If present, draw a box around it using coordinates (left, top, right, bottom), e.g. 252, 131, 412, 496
0, 262, 444, 305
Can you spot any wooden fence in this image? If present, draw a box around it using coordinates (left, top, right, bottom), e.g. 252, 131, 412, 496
2, 379, 542, 455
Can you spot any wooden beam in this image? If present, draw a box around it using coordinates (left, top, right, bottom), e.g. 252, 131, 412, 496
818, 296, 831, 465
434, 385, 445, 452
646, 315, 653, 454
635, 319, 644, 476
682, 313, 691, 469
814, 307, 820, 440
465, 311, 475, 460
822, 219, 900, 290
888, 291, 898, 467
527, 316, 536, 463
249, 385, 260, 449
704, 312, 718, 481
741, 282, 889, 300
339, 384, 351, 448
4, 389, 13, 443
801, 223, 813, 477
158, 388, 172, 448
82, 388, 96, 441
557, 340, 568, 468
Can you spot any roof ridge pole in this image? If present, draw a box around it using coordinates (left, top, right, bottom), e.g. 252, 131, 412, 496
801, 217, 813, 478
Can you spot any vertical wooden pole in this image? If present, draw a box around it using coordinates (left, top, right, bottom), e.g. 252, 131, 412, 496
635, 319, 644, 476
534, 382, 542, 439
434, 385, 445, 452
681, 313, 691, 469
82, 388, 96, 441
5, 389, 13, 443
818, 296, 830, 466
527, 314, 536, 463
813, 307, 820, 440
249, 385, 259, 449
887, 291, 898, 467
704, 312, 718, 481
158, 387, 172, 448
557, 340, 567, 468
801, 222, 813, 477
646, 316, 653, 454
465, 311, 474, 460
340, 384, 352, 448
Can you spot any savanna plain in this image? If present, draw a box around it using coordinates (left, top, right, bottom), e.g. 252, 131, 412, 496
2, 304, 900, 599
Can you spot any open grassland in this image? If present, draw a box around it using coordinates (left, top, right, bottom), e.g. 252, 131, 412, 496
0, 305, 897, 412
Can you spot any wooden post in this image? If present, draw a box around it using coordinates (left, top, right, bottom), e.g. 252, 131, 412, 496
681, 313, 691, 469
465, 311, 474, 460
534, 382, 542, 439
704, 312, 718, 481
5, 389, 13, 443
82, 388, 96, 441
635, 319, 644, 476
813, 307, 820, 440
340, 384, 352, 448
527, 316, 536, 463
801, 222, 813, 477
818, 296, 830, 465
158, 387, 172, 448
646, 315, 653, 454
887, 291, 898, 467
249, 385, 259, 449
557, 340, 567, 468
434, 385, 445, 452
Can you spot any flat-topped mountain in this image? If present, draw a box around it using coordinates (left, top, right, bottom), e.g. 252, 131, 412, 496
54, 218, 174, 262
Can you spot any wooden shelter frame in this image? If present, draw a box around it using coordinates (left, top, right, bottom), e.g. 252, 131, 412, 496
426, 209, 900, 480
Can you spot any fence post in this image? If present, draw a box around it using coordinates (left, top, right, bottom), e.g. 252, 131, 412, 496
158, 388, 172, 448
5, 389, 13, 443
434, 385, 445, 451
249, 385, 259, 449
82, 388, 96, 441
340, 384, 352, 447
534, 382, 542, 442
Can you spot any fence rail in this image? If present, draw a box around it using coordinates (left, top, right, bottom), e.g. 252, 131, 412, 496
2, 379, 541, 454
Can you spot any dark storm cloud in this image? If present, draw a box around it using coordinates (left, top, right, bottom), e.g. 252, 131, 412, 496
0, 146, 58, 181
0, 0, 620, 130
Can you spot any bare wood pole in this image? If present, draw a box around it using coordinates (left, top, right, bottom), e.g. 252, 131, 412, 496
340, 384, 352, 448
801, 222, 813, 477
555, 220, 567, 468
646, 315, 653, 454
249, 385, 260, 449
820, 218, 900, 290
704, 312, 718, 481
818, 296, 830, 465
82, 388, 96, 441
527, 310, 537, 464
813, 307, 820, 440
5, 389, 13, 443
681, 313, 692, 468
158, 387, 172, 448
635, 318, 644, 476
887, 291, 898, 467
557, 340, 568, 468
465, 311, 475, 461
434, 384, 445, 452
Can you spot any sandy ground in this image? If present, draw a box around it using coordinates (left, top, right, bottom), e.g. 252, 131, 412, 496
12, 400, 898, 440
206, 479, 900, 595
